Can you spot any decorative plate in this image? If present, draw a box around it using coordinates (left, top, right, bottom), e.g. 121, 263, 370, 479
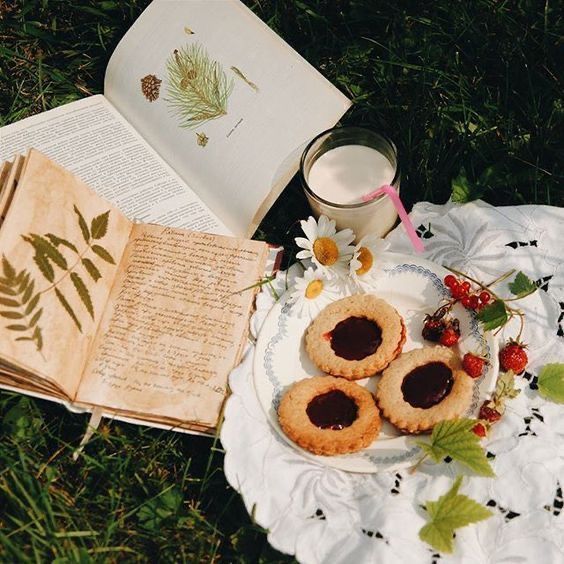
253, 252, 498, 473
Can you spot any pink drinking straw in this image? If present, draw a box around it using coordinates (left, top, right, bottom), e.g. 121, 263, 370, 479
361, 185, 425, 253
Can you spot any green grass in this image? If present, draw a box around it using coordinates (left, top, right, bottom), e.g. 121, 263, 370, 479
0, 0, 562, 561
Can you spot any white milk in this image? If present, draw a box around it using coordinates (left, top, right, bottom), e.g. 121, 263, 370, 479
307, 145, 396, 204
304, 144, 399, 240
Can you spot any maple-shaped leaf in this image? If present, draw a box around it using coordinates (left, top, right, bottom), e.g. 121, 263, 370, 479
508, 271, 537, 298
419, 476, 492, 553
476, 299, 508, 331
415, 419, 495, 477
538, 363, 564, 403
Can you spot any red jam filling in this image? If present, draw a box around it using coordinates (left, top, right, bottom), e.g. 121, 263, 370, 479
329, 316, 382, 361
306, 390, 359, 430
401, 361, 454, 409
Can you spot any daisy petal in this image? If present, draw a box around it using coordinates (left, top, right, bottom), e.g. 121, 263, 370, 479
300, 216, 318, 241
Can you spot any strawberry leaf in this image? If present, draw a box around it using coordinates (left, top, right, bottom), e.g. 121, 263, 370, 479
508, 271, 537, 298
476, 299, 508, 331
419, 476, 492, 553
538, 363, 564, 404
415, 419, 495, 477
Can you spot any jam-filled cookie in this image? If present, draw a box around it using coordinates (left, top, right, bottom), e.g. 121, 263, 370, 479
278, 376, 381, 455
376, 347, 473, 433
305, 295, 405, 380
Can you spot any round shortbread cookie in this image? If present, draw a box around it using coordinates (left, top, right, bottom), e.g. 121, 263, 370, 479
278, 376, 381, 456
305, 295, 406, 380
376, 346, 473, 434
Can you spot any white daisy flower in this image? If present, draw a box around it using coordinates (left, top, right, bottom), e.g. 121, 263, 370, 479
349, 234, 389, 292
295, 215, 355, 279
288, 267, 343, 319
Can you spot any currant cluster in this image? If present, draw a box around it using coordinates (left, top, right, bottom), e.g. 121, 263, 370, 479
422, 305, 461, 347
443, 274, 491, 311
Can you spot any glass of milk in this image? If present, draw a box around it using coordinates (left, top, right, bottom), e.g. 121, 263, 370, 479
300, 127, 400, 241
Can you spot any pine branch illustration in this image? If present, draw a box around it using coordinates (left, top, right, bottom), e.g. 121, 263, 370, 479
0, 256, 44, 351
165, 43, 234, 128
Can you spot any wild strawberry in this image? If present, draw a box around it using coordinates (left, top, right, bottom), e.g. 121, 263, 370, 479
462, 353, 486, 378
478, 402, 502, 423
472, 422, 487, 438
499, 340, 528, 374
440, 327, 460, 347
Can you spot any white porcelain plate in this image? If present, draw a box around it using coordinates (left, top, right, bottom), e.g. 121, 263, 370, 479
253, 252, 498, 473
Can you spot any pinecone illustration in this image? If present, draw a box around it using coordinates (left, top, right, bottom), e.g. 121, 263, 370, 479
140, 74, 162, 102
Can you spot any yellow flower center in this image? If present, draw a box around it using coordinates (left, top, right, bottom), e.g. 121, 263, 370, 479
313, 237, 339, 266
305, 279, 324, 299
355, 246, 374, 276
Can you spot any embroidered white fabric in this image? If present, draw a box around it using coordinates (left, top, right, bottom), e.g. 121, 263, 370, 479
220, 200, 564, 563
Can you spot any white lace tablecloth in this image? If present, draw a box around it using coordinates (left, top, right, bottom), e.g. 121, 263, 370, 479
220, 200, 564, 563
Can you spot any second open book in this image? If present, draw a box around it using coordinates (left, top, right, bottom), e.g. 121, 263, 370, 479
0, 150, 268, 433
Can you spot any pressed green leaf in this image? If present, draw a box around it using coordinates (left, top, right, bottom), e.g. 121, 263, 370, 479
416, 419, 495, 476
33, 253, 55, 283
25, 234, 68, 270
45, 233, 78, 253
70, 272, 94, 319
0, 284, 17, 296
91, 245, 115, 265
0, 297, 19, 307
82, 258, 102, 282
33, 326, 43, 351
29, 308, 43, 327
74, 205, 90, 243
55, 288, 82, 332
2, 256, 15, 280
18, 272, 30, 294
6, 324, 28, 331
476, 299, 508, 331
419, 476, 492, 553
0, 277, 12, 286
21, 279, 34, 304
90, 210, 110, 239
495, 370, 520, 400
538, 364, 564, 403
508, 271, 537, 298
15, 336, 34, 342
0, 311, 24, 319
25, 293, 40, 316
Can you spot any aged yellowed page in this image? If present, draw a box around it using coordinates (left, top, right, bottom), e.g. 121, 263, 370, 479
76, 223, 268, 429
0, 155, 24, 226
0, 150, 132, 398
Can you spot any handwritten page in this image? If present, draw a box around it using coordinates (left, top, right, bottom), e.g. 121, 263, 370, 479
75, 223, 268, 429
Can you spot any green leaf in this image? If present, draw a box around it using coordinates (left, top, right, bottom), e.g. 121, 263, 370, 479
33, 326, 43, 351
419, 476, 492, 553
0, 284, 17, 296
33, 253, 55, 283
90, 210, 110, 239
55, 288, 82, 332
508, 271, 537, 298
70, 272, 94, 319
81, 258, 102, 282
450, 169, 484, 203
25, 293, 40, 316
2, 256, 15, 281
2, 397, 44, 441
25, 234, 68, 270
74, 205, 90, 243
538, 364, 564, 403
0, 297, 19, 307
45, 233, 78, 254
18, 272, 30, 294
21, 279, 34, 304
91, 245, 115, 265
137, 487, 183, 531
495, 370, 520, 400
476, 299, 508, 331
6, 324, 28, 331
415, 419, 495, 476
0, 311, 23, 319
29, 308, 43, 327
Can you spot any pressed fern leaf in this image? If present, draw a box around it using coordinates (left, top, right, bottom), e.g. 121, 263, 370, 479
24, 234, 68, 270
2, 256, 15, 280
91, 244, 115, 264
165, 42, 234, 128
33, 253, 55, 283
55, 288, 82, 332
90, 210, 110, 239
70, 272, 94, 319
74, 205, 90, 243
46, 233, 78, 254
82, 258, 101, 282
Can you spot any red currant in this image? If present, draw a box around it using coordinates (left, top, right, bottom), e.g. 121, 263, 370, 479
461, 281, 471, 292
444, 275, 457, 288
451, 286, 466, 300
461, 296, 472, 308
479, 291, 491, 304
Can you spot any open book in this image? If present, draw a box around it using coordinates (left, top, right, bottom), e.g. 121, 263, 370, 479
0, 150, 268, 433
0, 0, 350, 238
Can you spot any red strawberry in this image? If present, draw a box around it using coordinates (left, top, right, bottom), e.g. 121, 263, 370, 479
479, 403, 502, 423
499, 340, 528, 374
462, 353, 486, 378
472, 422, 487, 438
440, 327, 460, 347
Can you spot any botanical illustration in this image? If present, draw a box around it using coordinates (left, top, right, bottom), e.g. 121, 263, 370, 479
0, 206, 115, 352
140, 74, 162, 102
231, 66, 258, 92
165, 43, 234, 129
